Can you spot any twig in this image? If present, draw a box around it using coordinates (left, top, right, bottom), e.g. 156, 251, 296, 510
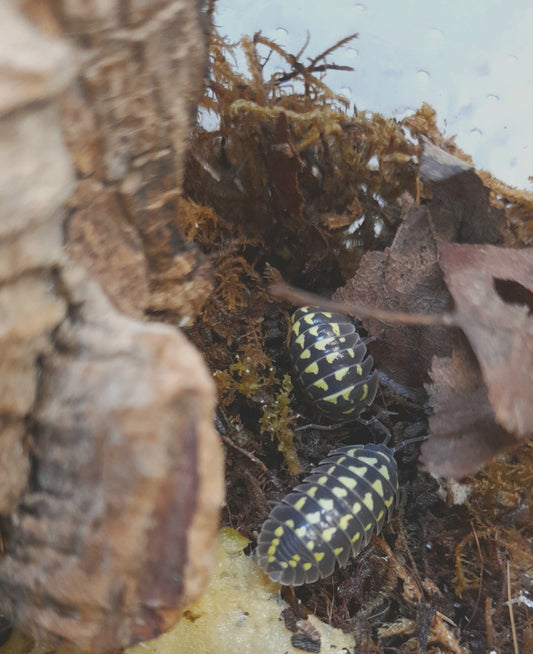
506, 558, 519, 654
270, 280, 458, 327
219, 432, 269, 475
308, 33, 359, 68
467, 522, 484, 625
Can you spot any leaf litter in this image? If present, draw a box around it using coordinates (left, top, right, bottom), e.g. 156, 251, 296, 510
177, 22, 533, 653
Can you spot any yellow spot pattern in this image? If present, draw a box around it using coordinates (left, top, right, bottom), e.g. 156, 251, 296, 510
295, 334, 306, 349
341, 387, 352, 401
334, 367, 350, 381
314, 379, 329, 391
363, 492, 374, 511
313, 340, 329, 352
359, 456, 378, 466
338, 475, 357, 490
377, 464, 390, 480
339, 514, 352, 530
348, 465, 368, 478
322, 527, 336, 542
332, 486, 348, 499
294, 497, 306, 511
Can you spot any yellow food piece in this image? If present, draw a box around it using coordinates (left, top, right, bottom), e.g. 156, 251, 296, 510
127, 528, 354, 654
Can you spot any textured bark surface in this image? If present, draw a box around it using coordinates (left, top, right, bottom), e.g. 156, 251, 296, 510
57, 0, 214, 321
0, 2, 224, 651
0, 0, 75, 514
0, 267, 223, 651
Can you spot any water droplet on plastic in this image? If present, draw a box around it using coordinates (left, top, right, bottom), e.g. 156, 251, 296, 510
427, 27, 443, 42
417, 69, 430, 82
340, 86, 352, 100
273, 27, 288, 46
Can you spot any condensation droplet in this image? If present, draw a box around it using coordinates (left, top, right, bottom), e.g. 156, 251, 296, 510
352, 3, 366, 13
427, 27, 443, 43
486, 94, 499, 105
345, 47, 359, 60
273, 27, 288, 46
470, 127, 482, 137
340, 86, 352, 100
416, 69, 430, 82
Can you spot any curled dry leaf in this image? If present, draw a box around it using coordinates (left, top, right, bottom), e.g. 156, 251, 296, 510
437, 241, 533, 438
332, 141, 530, 476
421, 341, 516, 478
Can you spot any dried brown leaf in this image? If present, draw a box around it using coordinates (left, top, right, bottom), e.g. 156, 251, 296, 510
438, 241, 533, 437
420, 138, 506, 245
419, 136, 473, 182
333, 205, 453, 386
422, 342, 516, 478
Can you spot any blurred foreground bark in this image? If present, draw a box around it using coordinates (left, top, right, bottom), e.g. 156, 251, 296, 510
0, 1, 223, 651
